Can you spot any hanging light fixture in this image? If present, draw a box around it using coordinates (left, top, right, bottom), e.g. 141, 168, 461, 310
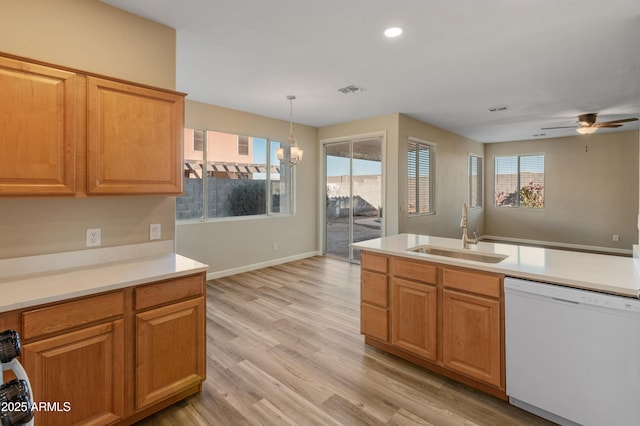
276, 95, 303, 166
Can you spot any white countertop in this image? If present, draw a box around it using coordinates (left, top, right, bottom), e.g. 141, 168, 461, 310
353, 234, 640, 298
0, 241, 209, 312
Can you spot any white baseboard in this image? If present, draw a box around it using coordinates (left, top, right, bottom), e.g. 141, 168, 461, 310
480, 235, 633, 256
206, 250, 322, 280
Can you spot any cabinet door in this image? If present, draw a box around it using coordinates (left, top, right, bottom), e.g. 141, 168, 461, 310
0, 56, 76, 195
391, 278, 437, 361
22, 320, 124, 426
135, 297, 205, 410
87, 77, 184, 195
443, 290, 501, 387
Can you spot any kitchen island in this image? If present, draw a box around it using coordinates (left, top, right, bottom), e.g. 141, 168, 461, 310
0, 241, 208, 425
353, 233, 640, 298
352, 233, 640, 402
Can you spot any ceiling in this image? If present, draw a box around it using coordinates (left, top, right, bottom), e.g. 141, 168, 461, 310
103, 0, 640, 143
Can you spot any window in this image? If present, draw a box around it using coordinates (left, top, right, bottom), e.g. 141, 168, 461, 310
238, 135, 249, 156
495, 154, 544, 208
176, 129, 294, 220
468, 154, 483, 208
193, 129, 204, 152
407, 138, 435, 215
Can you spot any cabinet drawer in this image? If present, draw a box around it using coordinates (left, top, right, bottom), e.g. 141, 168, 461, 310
361, 303, 388, 342
135, 273, 204, 311
443, 268, 502, 298
362, 271, 388, 307
22, 291, 124, 340
361, 252, 388, 273
392, 258, 437, 284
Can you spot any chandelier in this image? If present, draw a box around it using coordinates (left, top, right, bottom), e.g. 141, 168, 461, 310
276, 95, 303, 166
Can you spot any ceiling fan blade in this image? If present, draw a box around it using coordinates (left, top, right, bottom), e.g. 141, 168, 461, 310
541, 126, 577, 130
594, 117, 638, 127
595, 124, 623, 128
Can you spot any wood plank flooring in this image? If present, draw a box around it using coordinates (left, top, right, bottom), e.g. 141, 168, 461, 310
136, 256, 553, 426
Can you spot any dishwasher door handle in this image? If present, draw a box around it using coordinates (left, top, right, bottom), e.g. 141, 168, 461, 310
551, 297, 579, 305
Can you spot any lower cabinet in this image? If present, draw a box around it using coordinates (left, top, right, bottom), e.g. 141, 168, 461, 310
136, 297, 205, 409
15, 272, 206, 425
360, 254, 390, 342
391, 278, 437, 361
22, 320, 125, 426
443, 289, 501, 387
360, 252, 505, 398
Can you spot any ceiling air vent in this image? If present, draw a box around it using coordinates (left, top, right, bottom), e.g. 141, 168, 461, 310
488, 105, 509, 112
338, 84, 366, 94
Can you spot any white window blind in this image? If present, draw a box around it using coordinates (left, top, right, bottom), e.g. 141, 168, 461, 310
408, 139, 434, 214
468, 154, 483, 208
193, 129, 204, 152
495, 154, 544, 208
238, 135, 249, 156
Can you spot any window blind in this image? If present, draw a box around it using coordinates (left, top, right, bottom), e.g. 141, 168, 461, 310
408, 139, 433, 214
468, 155, 483, 207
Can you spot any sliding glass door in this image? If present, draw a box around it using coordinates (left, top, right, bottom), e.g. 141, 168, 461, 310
324, 136, 383, 262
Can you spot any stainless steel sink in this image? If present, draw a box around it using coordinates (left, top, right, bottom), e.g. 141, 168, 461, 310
408, 245, 508, 263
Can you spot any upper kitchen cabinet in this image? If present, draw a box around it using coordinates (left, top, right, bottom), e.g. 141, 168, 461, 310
0, 53, 185, 197
0, 56, 76, 196
87, 77, 184, 195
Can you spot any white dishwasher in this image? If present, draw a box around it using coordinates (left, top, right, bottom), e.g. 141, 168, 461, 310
505, 277, 640, 426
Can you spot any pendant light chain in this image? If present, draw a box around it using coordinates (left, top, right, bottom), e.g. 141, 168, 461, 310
288, 95, 296, 145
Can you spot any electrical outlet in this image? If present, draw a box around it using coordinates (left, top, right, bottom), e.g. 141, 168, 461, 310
150, 224, 161, 240
273, 242, 278, 251
86, 228, 101, 247
613, 234, 620, 242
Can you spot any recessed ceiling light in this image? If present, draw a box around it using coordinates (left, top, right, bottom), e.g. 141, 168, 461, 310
384, 27, 403, 38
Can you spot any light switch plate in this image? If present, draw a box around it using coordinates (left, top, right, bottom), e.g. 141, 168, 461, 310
150, 224, 161, 240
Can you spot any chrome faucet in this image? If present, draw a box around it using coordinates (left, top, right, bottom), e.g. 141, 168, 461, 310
460, 203, 478, 249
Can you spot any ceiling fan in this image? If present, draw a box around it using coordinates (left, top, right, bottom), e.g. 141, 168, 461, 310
542, 113, 638, 135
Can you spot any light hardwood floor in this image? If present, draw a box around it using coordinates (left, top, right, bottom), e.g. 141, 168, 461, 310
137, 256, 552, 426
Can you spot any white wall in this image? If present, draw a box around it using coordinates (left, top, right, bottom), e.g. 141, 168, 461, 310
484, 130, 639, 250
398, 114, 485, 238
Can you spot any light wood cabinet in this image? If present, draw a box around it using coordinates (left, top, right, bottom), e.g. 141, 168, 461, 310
443, 290, 501, 387
392, 278, 437, 361
87, 77, 183, 195
0, 56, 76, 195
13, 272, 206, 425
0, 53, 185, 197
135, 296, 205, 409
442, 268, 502, 388
23, 321, 125, 426
360, 253, 389, 342
21, 293, 125, 426
359, 251, 506, 399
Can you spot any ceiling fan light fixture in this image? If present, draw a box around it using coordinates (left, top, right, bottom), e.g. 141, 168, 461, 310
576, 127, 597, 135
